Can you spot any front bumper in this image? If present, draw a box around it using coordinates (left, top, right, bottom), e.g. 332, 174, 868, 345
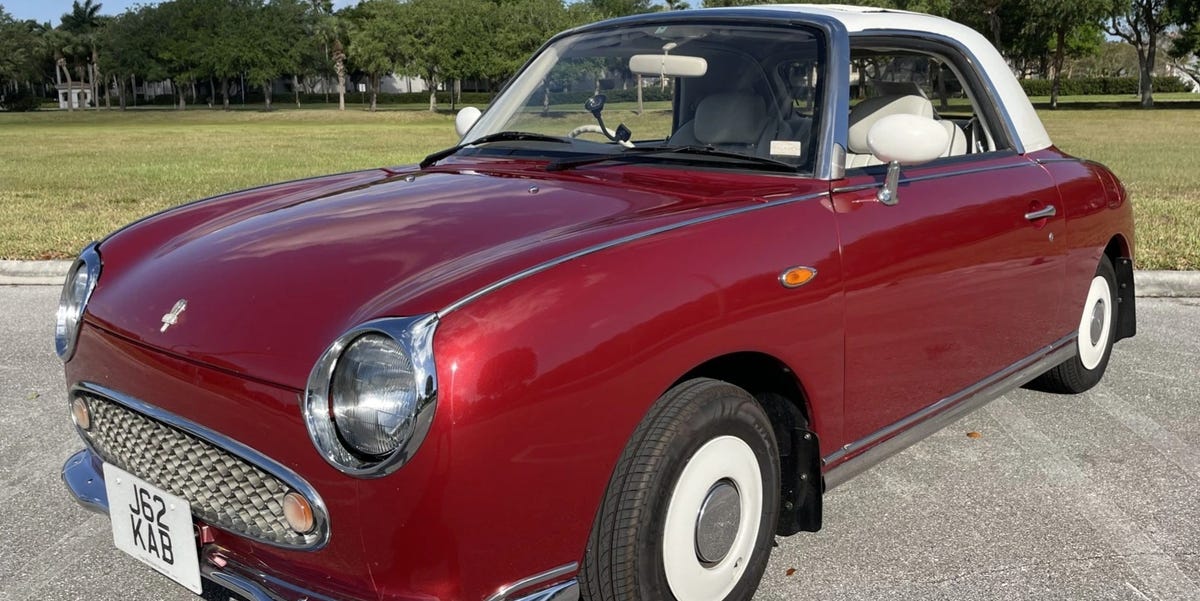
63, 448, 339, 601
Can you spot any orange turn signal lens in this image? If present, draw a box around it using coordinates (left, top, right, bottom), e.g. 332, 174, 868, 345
282, 491, 315, 534
71, 397, 91, 431
780, 266, 817, 289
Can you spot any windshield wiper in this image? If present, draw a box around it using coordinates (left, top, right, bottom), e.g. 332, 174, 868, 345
546, 145, 797, 173
420, 132, 570, 168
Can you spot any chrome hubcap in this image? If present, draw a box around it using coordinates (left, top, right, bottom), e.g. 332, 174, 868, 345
694, 479, 741, 565
1090, 299, 1106, 346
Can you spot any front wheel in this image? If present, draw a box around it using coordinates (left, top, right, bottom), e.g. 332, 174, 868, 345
579, 378, 780, 601
1031, 255, 1118, 393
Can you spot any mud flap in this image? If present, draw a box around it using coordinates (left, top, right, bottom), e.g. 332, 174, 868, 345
776, 428, 823, 536
1115, 256, 1136, 342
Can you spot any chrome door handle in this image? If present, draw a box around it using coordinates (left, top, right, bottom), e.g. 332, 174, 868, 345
1024, 205, 1057, 221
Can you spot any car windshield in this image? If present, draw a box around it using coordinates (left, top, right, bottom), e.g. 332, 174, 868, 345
461, 22, 825, 173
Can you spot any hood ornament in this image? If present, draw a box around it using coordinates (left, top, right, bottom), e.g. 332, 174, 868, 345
160, 299, 187, 332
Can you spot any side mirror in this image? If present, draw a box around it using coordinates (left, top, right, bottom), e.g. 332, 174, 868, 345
455, 106, 482, 138
866, 114, 950, 206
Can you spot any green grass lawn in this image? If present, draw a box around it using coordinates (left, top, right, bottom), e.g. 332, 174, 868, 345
1, 105, 1197, 269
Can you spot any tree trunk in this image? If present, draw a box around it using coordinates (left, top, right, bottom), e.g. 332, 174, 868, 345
429, 78, 437, 112
542, 79, 550, 116
61, 60, 75, 112
333, 40, 347, 111
130, 74, 137, 106
636, 74, 643, 115
1136, 46, 1154, 109
263, 82, 273, 111
117, 75, 126, 110
1051, 27, 1066, 110
222, 78, 230, 110
177, 80, 186, 110
1142, 41, 1157, 109
294, 74, 301, 108
370, 74, 378, 112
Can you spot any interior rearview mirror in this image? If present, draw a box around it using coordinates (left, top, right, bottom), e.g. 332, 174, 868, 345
628, 54, 708, 78
866, 114, 950, 206
455, 106, 482, 138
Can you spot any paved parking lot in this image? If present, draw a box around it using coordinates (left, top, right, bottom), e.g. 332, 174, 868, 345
1, 285, 1197, 601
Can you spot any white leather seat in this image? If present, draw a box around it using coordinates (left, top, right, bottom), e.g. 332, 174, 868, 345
845, 94, 968, 169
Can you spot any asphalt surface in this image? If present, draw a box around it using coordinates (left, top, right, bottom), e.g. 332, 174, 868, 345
1, 285, 1197, 601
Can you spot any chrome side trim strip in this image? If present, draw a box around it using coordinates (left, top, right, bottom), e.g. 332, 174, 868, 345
71, 382, 331, 550
439, 191, 830, 316
485, 563, 579, 601
822, 333, 1076, 490
832, 159, 1035, 194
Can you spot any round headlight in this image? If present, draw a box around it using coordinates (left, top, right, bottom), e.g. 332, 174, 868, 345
55, 245, 100, 361
303, 316, 438, 477
329, 334, 419, 458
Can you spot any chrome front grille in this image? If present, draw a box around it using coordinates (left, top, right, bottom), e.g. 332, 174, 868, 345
77, 390, 320, 548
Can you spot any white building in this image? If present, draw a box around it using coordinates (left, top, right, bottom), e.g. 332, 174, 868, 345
55, 82, 93, 109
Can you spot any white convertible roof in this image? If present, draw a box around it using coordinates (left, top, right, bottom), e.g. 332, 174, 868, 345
743, 4, 1053, 153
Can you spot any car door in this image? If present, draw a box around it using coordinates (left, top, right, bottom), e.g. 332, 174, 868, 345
831, 44, 1066, 448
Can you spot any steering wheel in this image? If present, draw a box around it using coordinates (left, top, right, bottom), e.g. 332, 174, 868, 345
568, 124, 635, 148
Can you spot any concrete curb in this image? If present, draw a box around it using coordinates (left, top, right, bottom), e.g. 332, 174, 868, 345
1134, 271, 1200, 298
0, 260, 73, 286
2, 260, 1199, 297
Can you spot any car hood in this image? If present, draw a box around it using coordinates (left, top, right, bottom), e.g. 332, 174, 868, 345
86, 162, 814, 389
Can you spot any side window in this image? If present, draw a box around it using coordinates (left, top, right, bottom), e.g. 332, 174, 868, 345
845, 47, 1006, 169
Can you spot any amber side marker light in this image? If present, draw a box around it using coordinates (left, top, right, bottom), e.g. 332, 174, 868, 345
71, 397, 91, 431
780, 266, 818, 289
283, 491, 315, 534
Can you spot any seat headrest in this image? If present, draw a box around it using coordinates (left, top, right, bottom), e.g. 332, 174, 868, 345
847, 94, 934, 154
693, 93, 767, 146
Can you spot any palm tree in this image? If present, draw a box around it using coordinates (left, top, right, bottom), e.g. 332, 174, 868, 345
60, 1, 103, 109
44, 29, 83, 110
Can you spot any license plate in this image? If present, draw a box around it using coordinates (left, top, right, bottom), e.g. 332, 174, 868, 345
102, 463, 202, 594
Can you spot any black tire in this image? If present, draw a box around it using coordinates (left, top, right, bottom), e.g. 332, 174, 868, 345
1030, 255, 1118, 394
579, 378, 781, 601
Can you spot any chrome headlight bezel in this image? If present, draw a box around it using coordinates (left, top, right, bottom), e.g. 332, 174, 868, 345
55, 243, 101, 361
302, 315, 438, 478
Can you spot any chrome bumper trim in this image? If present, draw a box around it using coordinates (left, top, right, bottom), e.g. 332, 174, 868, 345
486, 562, 579, 601
511, 580, 579, 601
62, 448, 340, 601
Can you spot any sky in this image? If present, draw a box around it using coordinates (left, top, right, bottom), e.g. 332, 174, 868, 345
2, 0, 357, 25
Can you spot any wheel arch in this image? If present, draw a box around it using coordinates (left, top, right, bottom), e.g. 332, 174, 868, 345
672, 352, 824, 535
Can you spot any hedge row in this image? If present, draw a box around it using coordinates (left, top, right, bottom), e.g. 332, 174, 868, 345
133, 87, 677, 107
1020, 76, 1192, 97
132, 90, 498, 106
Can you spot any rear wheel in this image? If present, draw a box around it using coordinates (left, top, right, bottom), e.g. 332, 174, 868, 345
1031, 255, 1118, 393
580, 378, 780, 601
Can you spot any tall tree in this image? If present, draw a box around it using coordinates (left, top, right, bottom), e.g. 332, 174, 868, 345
1105, 0, 1173, 107
1169, 0, 1200, 87
60, 1, 103, 109
1029, 0, 1107, 108
346, 0, 408, 111
0, 9, 42, 95
588, 0, 655, 17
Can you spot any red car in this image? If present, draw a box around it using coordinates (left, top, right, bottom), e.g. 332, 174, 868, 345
60, 5, 1135, 601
